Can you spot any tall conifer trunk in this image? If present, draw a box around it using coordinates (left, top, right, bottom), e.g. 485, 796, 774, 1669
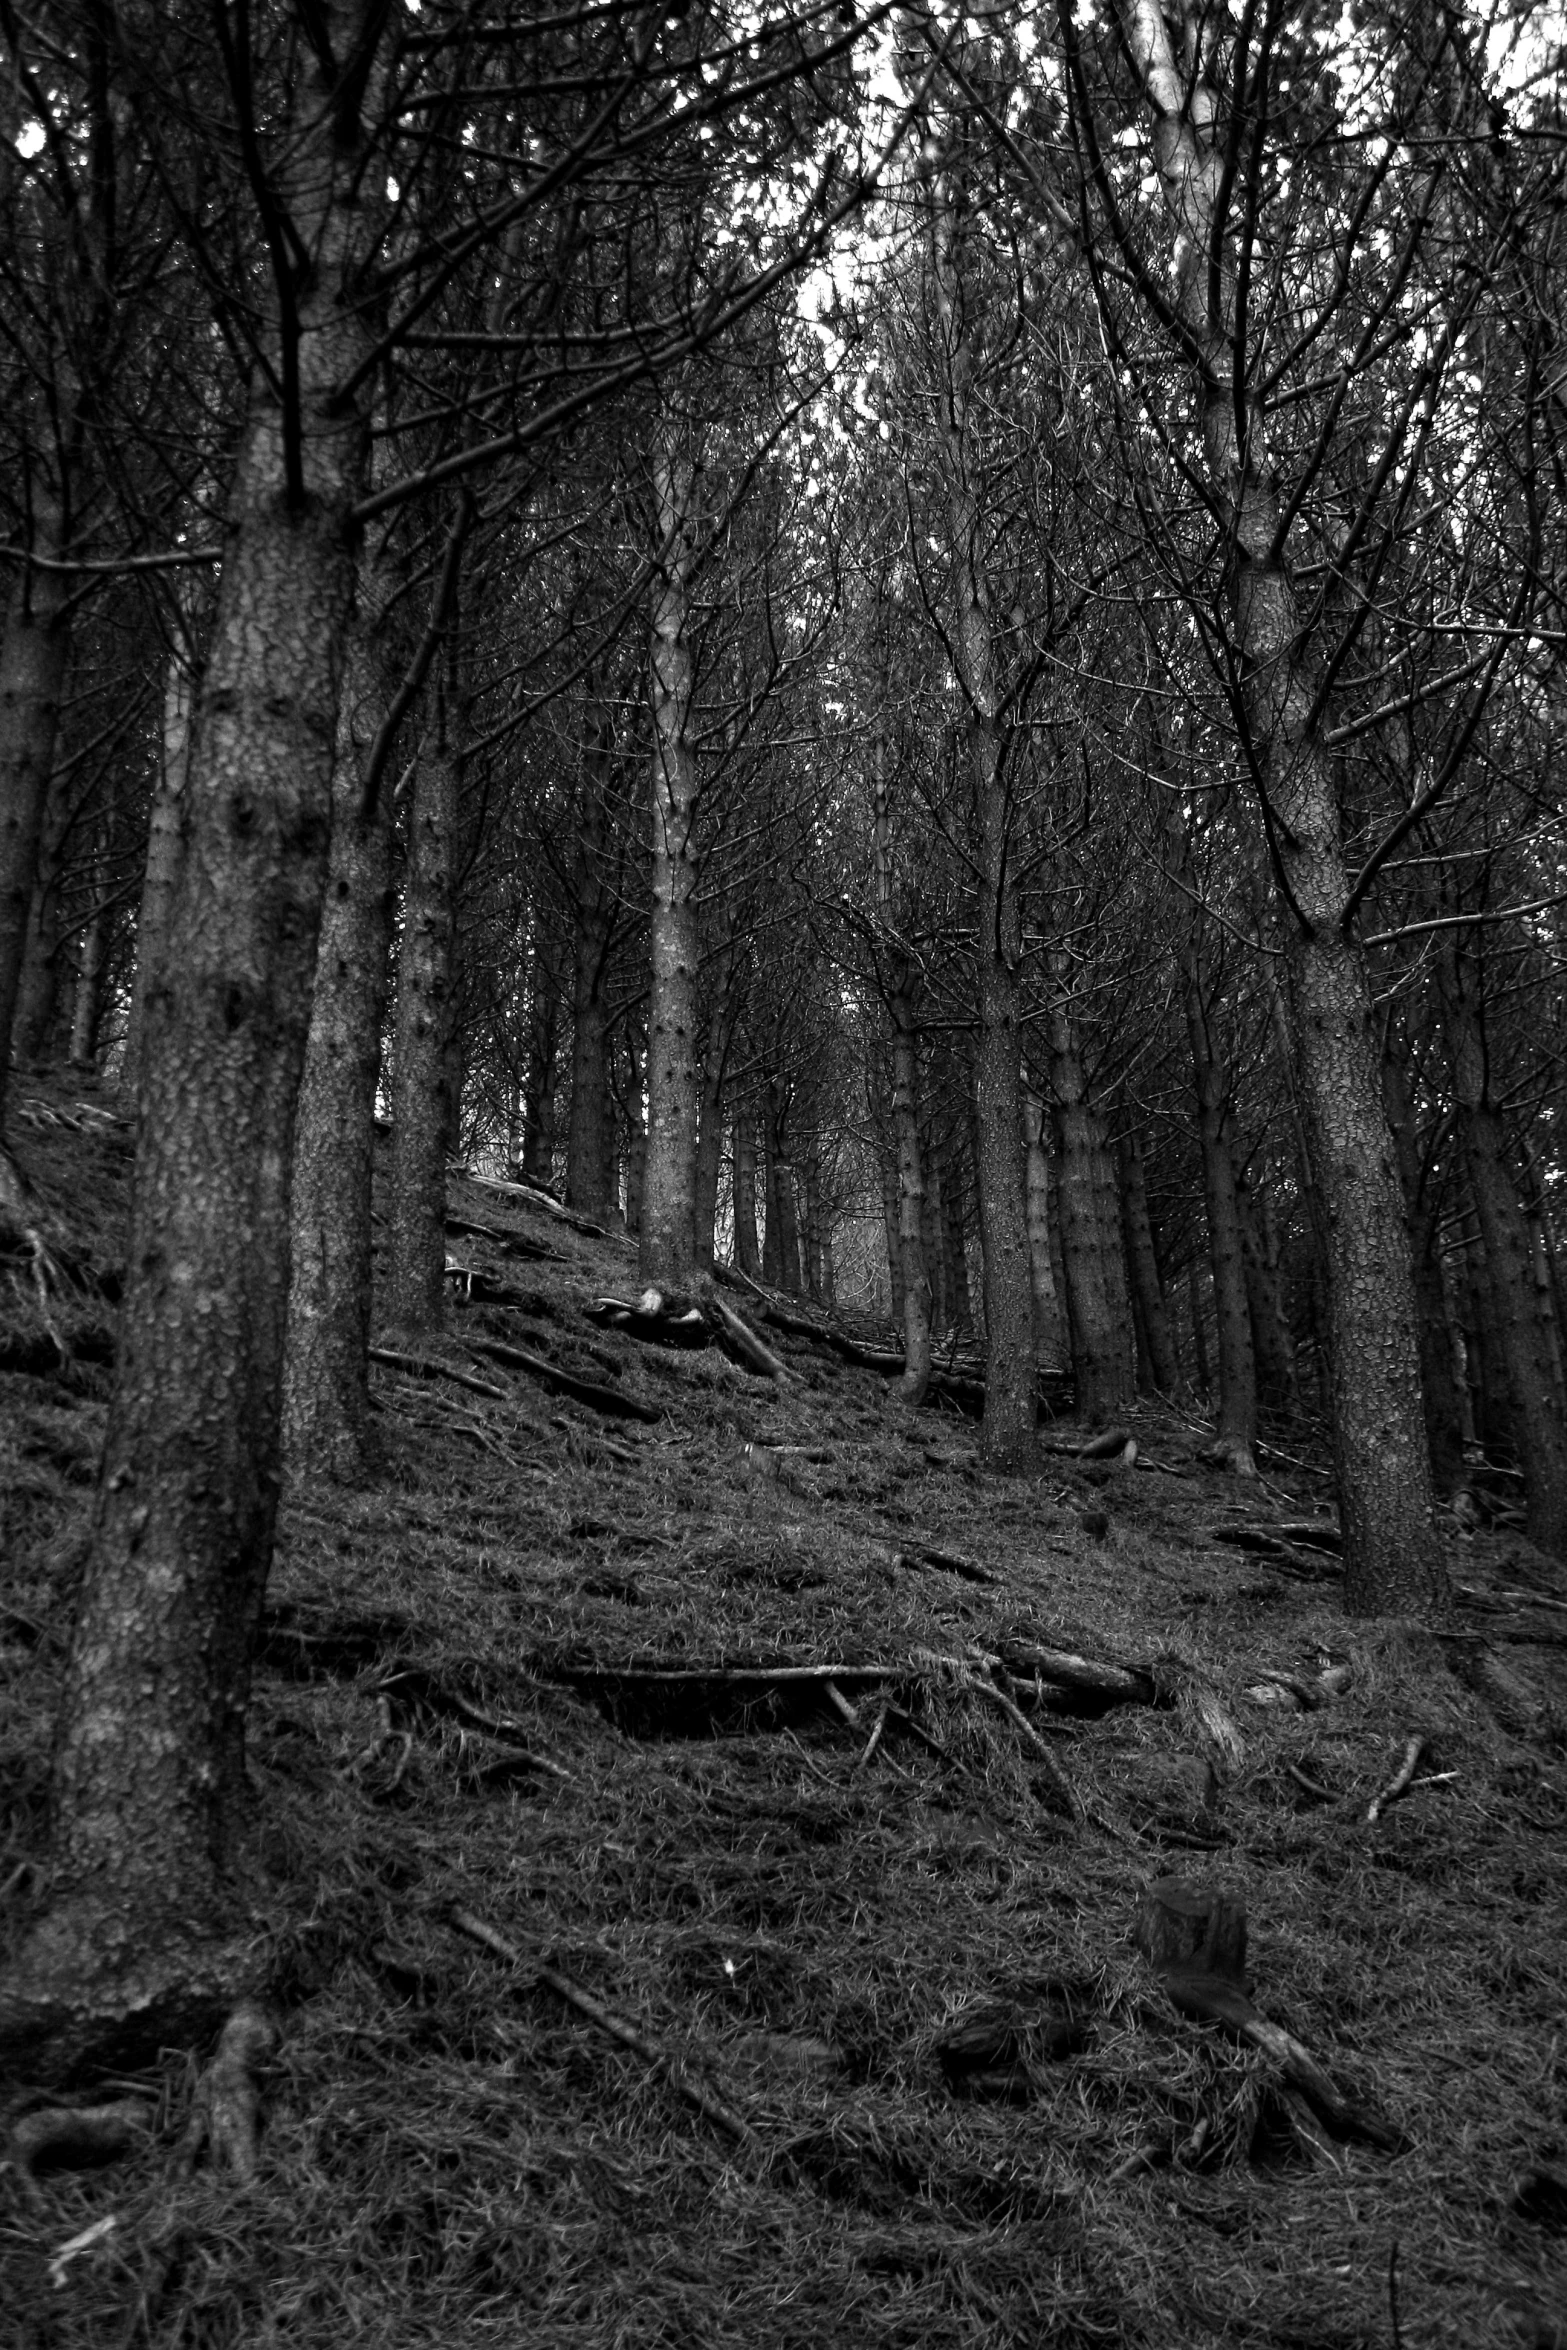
640, 394, 702, 1287
1100, 0, 1447, 1613
283, 560, 397, 1479
3, 10, 390, 2055
925, 163, 1034, 1467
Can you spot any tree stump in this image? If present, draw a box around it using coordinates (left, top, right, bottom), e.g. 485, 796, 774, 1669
1133, 1877, 1248, 1989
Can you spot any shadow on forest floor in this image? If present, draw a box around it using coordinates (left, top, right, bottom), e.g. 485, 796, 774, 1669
3, 1065, 1566, 2349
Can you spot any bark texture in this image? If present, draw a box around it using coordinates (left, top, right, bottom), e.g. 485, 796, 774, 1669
1440, 945, 1567, 1557
11, 15, 386, 2046
1119, 0, 1445, 1613
282, 568, 397, 1480
0, 500, 71, 1130
1186, 972, 1257, 1469
732, 1104, 761, 1278
119, 655, 194, 1105
564, 720, 615, 1218
873, 752, 932, 1403
926, 165, 1034, 1468
1049, 997, 1132, 1421
1381, 1046, 1465, 1494
640, 403, 702, 1287
1024, 1093, 1070, 1373
1119, 1131, 1178, 1392
388, 735, 458, 1334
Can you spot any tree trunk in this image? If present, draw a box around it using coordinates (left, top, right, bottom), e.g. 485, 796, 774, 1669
564, 742, 614, 1219
693, 1058, 723, 1272
1382, 1047, 1466, 1495
0, 495, 71, 1132
119, 652, 194, 1106
773, 1134, 803, 1296
521, 928, 560, 1183
1185, 968, 1257, 1469
887, 1006, 933, 1404
925, 163, 1033, 1468
388, 729, 458, 1335
622, 1019, 647, 1235
922, 1142, 947, 1335
282, 567, 397, 1483
640, 400, 702, 1288
1441, 945, 1567, 1558
1118, 0, 1445, 1615
1188, 1260, 1212, 1397
1048, 997, 1132, 1422
939, 1123, 973, 1337
1237, 1178, 1299, 1413
12, 768, 67, 1064
761, 1099, 782, 1286
802, 1154, 826, 1303
1024, 1092, 1069, 1374
732, 1102, 761, 1278
69, 821, 113, 1067
12, 13, 385, 2045
1119, 1131, 1178, 1392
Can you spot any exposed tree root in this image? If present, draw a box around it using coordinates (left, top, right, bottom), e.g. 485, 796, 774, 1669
8, 2099, 152, 2201
173, 2000, 279, 2183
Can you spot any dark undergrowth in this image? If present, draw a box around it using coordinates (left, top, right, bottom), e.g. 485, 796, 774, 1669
3, 1066, 1565, 2349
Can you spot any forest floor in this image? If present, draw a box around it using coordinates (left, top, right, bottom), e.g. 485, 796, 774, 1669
2, 1064, 1566, 2350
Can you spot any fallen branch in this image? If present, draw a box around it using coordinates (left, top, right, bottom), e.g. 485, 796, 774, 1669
705, 1293, 791, 1379
468, 1335, 661, 1422
1367, 1735, 1426, 1824
964, 1672, 1083, 1818
448, 1906, 753, 2144
370, 1346, 507, 1401
894, 1542, 997, 1588
458, 1167, 611, 1238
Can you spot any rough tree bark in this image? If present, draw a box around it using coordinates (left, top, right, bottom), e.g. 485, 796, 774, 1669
1048, 992, 1132, 1421
1, 6, 388, 2064
1103, 0, 1447, 1613
0, 496, 71, 1133
282, 553, 397, 1481
873, 747, 933, 1404
1024, 1092, 1070, 1374
387, 719, 459, 1335
926, 161, 1034, 1468
564, 709, 615, 1219
522, 927, 561, 1183
1381, 1046, 1465, 1495
1119, 1131, 1178, 1392
640, 391, 703, 1287
119, 652, 194, 1105
1440, 942, 1567, 1558
732, 1101, 761, 1278
1185, 968, 1258, 1472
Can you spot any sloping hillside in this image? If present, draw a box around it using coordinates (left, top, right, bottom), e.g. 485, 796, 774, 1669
3, 1066, 1565, 2350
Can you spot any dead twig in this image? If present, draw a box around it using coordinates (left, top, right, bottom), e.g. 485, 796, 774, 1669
964, 1671, 1083, 1819
448, 1906, 754, 2145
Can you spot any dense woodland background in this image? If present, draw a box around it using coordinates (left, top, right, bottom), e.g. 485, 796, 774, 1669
0, 0, 1565, 2095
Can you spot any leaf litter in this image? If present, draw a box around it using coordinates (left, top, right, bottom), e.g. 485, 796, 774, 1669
2, 1069, 1565, 2348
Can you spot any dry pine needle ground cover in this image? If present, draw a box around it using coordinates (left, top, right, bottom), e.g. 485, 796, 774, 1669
3, 1066, 1566, 2349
